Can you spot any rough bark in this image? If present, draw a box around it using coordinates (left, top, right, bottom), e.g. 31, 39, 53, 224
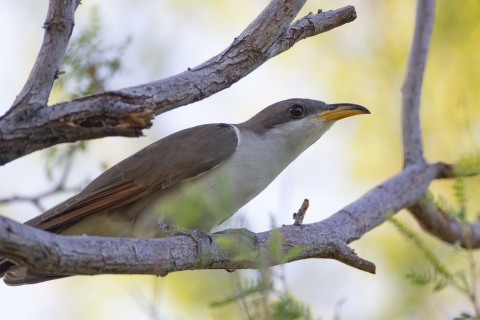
1, 0, 478, 282
401, 0, 434, 166
0, 2, 356, 165
409, 200, 480, 249
0, 161, 467, 277
7, 0, 78, 116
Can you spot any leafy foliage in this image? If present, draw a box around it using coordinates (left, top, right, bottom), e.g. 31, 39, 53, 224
54, 6, 130, 99
389, 215, 456, 290
270, 293, 313, 320
209, 278, 270, 309
455, 152, 480, 177
46, 6, 130, 182
210, 273, 314, 320
211, 219, 316, 319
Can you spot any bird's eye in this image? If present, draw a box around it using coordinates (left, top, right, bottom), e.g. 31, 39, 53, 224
328, 106, 335, 111
289, 105, 304, 118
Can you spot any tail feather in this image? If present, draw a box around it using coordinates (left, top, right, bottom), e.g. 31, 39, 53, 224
0, 259, 15, 278
3, 265, 70, 286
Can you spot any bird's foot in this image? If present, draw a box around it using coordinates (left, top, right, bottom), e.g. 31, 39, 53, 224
156, 223, 212, 268
214, 228, 259, 272
214, 228, 258, 246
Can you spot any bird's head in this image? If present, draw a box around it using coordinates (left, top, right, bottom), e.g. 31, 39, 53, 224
240, 98, 370, 143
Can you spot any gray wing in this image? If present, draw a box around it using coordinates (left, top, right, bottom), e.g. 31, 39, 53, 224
25, 123, 238, 232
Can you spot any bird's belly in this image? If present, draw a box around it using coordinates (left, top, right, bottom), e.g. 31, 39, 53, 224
131, 139, 284, 237
132, 168, 272, 237
61, 159, 275, 239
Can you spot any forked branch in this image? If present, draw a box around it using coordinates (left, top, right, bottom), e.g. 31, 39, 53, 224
2, 0, 478, 284
0, 1, 356, 165
401, 0, 435, 167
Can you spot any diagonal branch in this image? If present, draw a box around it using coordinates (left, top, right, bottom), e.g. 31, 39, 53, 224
267, 8, 357, 58
401, 0, 435, 167
0, 162, 455, 280
409, 199, 480, 249
5, 0, 78, 117
0, 3, 357, 165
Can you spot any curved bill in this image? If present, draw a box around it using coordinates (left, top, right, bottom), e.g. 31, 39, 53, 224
315, 103, 371, 121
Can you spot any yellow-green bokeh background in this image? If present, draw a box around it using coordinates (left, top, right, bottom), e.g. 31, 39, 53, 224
0, 0, 479, 319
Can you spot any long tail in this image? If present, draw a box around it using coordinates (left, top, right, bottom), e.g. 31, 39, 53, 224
1, 253, 70, 286
1, 263, 69, 286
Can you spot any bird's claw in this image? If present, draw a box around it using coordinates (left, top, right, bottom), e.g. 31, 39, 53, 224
214, 228, 258, 273
156, 223, 212, 267
214, 227, 258, 246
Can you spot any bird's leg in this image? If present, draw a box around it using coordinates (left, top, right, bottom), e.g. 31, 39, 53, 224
156, 223, 212, 267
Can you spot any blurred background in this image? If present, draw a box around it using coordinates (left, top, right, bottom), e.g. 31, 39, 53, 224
1, 0, 479, 319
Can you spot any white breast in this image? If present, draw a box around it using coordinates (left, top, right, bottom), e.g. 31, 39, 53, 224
130, 125, 294, 235
147, 121, 332, 233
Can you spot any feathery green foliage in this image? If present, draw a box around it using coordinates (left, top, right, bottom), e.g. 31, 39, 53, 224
389, 214, 453, 279
211, 219, 315, 319
270, 293, 313, 320
455, 152, 480, 177
54, 6, 130, 99
46, 6, 130, 178
210, 278, 271, 309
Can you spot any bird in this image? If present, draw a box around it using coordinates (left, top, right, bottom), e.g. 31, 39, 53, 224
0, 98, 370, 285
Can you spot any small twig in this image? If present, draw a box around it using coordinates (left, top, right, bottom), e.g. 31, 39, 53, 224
0, 144, 81, 211
293, 199, 309, 225
0, 187, 79, 211
5, 0, 77, 115
232, 272, 254, 320
54, 70, 65, 80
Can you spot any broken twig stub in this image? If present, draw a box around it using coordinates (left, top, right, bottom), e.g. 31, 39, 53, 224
293, 199, 309, 225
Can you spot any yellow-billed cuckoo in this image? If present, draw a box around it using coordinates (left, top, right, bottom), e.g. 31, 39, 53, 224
0, 98, 369, 285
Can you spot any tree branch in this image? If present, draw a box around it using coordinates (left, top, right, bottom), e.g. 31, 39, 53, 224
399, 0, 479, 249
293, 199, 309, 225
4, 0, 77, 116
0, 162, 456, 279
0, 3, 357, 165
2, 0, 471, 287
401, 0, 435, 167
409, 199, 480, 249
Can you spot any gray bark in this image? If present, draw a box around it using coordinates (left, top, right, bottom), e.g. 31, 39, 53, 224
401, 0, 434, 167
1, 0, 478, 280
0, 2, 356, 165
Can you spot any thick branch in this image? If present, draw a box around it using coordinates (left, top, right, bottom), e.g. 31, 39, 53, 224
0, 162, 453, 278
401, 0, 435, 166
5, 0, 77, 116
0, 4, 357, 165
409, 200, 480, 249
